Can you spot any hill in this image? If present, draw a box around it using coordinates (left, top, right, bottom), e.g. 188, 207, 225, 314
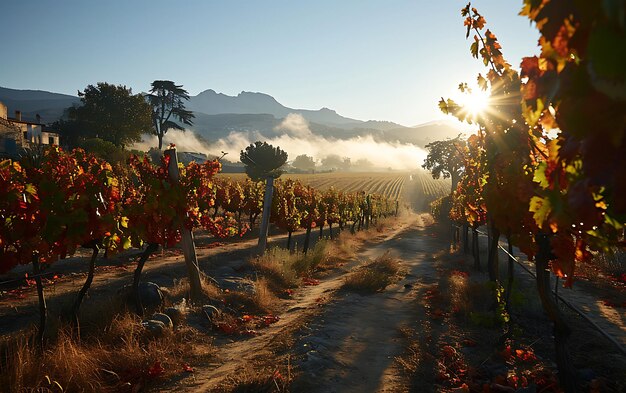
0, 86, 463, 145
0, 86, 80, 123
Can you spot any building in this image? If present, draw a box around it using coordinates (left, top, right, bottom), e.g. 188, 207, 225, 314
0, 101, 60, 158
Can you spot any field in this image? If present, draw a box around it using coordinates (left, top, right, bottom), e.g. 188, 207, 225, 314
217, 170, 451, 210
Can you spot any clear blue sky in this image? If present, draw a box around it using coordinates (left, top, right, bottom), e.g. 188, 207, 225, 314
1, 0, 539, 126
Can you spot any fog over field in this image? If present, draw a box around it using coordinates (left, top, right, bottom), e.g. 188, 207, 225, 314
135, 113, 428, 170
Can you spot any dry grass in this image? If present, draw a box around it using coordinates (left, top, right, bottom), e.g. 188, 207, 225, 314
252, 278, 278, 312
250, 240, 330, 292
343, 252, 403, 293
223, 364, 291, 393
321, 229, 362, 269
448, 272, 471, 317
0, 312, 210, 393
251, 248, 300, 290
395, 327, 423, 374
222, 278, 278, 315
165, 274, 222, 303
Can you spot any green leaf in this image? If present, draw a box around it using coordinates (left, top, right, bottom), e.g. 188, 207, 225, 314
438, 98, 449, 114
533, 162, 549, 188
470, 41, 479, 58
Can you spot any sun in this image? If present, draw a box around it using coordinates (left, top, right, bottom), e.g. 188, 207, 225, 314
452, 84, 489, 120
457, 88, 490, 118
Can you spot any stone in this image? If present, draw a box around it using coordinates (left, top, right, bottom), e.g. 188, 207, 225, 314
215, 276, 255, 294
121, 282, 164, 312
202, 304, 221, 320
150, 313, 173, 329
163, 307, 184, 327
142, 320, 166, 338
137, 282, 164, 309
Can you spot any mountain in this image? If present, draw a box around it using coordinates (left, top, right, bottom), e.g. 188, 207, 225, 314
0, 86, 462, 146
189, 112, 368, 142
382, 121, 464, 147
187, 89, 362, 127
0, 87, 80, 123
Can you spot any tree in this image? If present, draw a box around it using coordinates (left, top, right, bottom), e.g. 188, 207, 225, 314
147, 80, 195, 150
66, 83, 153, 148
240, 141, 288, 182
321, 154, 350, 172
422, 135, 466, 193
240, 141, 288, 254
292, 154, 316, 172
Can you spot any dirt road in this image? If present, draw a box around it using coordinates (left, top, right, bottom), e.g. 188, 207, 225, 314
289, 215, 445, 392
160, 214, 454, 392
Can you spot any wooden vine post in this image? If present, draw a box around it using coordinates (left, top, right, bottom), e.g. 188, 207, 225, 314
164, 147, 203, 302
257, 176, 274, 254
32, 254, 47, 349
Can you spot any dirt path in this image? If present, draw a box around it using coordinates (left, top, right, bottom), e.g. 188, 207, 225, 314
156, 215, 428, 392
165, 215, 625, 392
289, 215, 445, 393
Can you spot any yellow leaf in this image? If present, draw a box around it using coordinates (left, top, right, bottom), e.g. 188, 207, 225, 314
529, 196, 551, 228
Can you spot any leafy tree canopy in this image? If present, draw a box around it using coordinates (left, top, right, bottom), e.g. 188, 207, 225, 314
240, 141, 288, 181
60, 83, 152, 148
321, 154, 351, 171
422, 135, 467, 193
292, 154, 316, 172
147, 80, 194, 150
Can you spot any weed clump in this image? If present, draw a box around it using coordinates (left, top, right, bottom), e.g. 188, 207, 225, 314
343, 252, 402, 293
250, 241, 329, 292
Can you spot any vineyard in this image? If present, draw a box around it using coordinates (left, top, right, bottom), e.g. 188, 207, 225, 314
1, 1, 624, 392
217, 170, 450, 210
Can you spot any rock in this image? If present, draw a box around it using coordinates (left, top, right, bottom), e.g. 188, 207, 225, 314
142, 320, 166, 338
163, 307, 184, 327
215, 276, 255, 294
202, 304, 221, 320
231, 260, 249, 273
150, 313, 173, 329
121, 282, 164, 312
137, 282, 164, 309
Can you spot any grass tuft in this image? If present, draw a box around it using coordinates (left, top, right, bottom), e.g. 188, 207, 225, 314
0, 312, 210, 393
343, 251, 402, 293
251, 240, 330, 293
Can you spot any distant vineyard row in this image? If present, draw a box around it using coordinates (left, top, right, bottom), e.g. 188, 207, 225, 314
218, 171, 450, 205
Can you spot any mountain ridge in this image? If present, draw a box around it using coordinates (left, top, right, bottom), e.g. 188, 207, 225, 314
0, 85, 462, 146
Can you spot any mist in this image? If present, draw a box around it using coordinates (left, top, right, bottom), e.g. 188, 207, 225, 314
133, 114, 427, 171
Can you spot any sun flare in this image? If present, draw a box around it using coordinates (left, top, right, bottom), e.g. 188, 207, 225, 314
457, 89, 490, 118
